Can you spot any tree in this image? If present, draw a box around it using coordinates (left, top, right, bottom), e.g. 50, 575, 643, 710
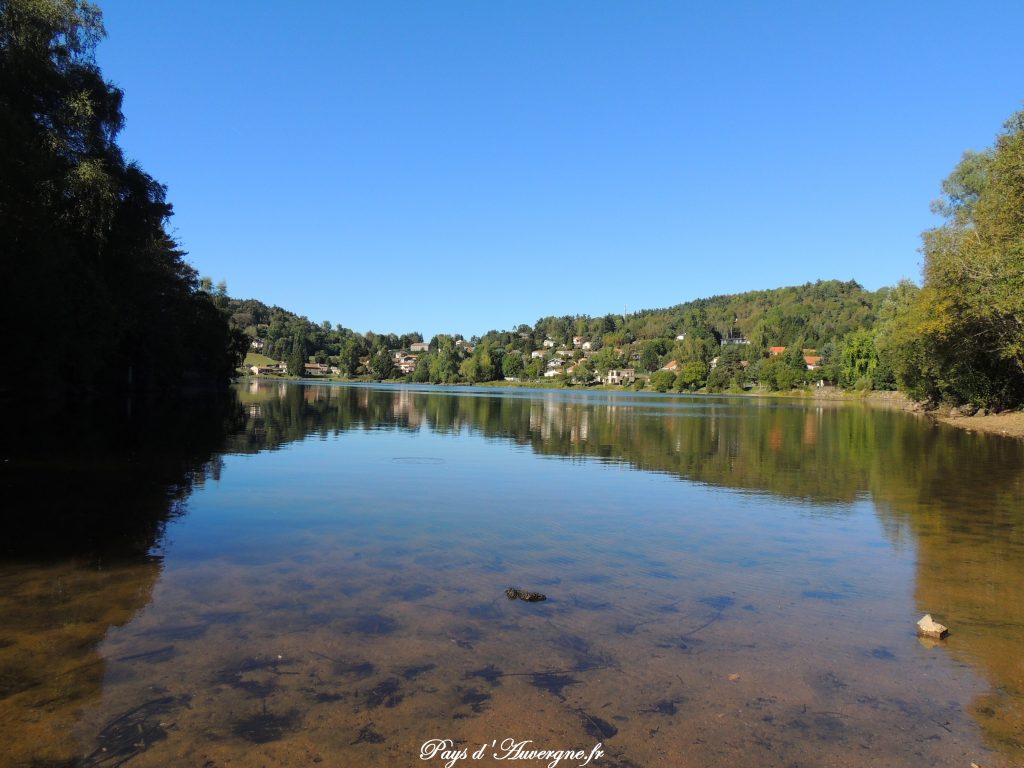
502, 351, 524, 379
412, 354, 431, 382
572, 358, 594, 384
649, 370, 675, 392
887, 110, 1024, 407
458, 356, 478, 383
838, 330, 878, 389
337, 339, 360, 377
288, 338, 307, 378
1, 0, 242, 395
638, 341, 662, 372
428, 336, 459, 383
591, 347, 621, 377
369, 349, 395, 380
676, 361, 708, 391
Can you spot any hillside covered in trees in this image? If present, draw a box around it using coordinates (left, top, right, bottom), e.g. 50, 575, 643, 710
234, 278, 894, 394
1, 0, 244, 397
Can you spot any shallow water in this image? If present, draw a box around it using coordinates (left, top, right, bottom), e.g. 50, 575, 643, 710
2, 382, 1022, 767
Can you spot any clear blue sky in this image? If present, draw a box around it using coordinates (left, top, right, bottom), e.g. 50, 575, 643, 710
96, 0, 1024, 340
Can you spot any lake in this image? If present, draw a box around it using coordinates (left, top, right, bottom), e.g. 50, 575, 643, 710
2, 381, 1022, 767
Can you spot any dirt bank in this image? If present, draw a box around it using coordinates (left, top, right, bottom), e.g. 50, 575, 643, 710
933, 409, 1024, 439
852, 389, 1024, 440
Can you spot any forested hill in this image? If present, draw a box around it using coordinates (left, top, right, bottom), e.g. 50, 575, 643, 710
528, 279, 883, 350
225, 296, 423, 371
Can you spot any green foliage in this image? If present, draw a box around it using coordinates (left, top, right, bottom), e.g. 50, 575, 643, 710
637, 341, 664, 372
676, 361, 708, 391
884, 110, 1024, 408
368, 349, 395, 380
412, 354, 431, 382
288, 338, 307, 379
572, 358, 594, 384
459, 355, 481, 383
337, 339, 360, 377
428, 336, 460, 384
591, 347, 623, 376
1, 0, 243, 395
502, 352, 524, 378
838, 330, 879, 389
649, 370, 675, 392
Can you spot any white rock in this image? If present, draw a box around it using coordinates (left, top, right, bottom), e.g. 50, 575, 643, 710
916, 614, 949, 639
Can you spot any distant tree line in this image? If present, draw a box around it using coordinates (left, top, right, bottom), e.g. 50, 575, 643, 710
1, 0, 245, 397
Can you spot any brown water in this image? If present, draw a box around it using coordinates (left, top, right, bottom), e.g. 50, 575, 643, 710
2, 382, 1022, 767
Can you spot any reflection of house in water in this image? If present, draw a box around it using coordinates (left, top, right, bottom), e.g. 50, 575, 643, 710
304, 386, 330, 404
803, 410, 819, 446
391, 389, 426, 428
569, 408, 590, 444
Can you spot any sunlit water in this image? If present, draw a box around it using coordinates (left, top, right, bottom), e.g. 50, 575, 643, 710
2, 382, 1022, 767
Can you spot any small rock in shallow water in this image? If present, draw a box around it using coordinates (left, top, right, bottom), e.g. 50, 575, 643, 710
916, 614, 949, 639
505, 587, 546, 602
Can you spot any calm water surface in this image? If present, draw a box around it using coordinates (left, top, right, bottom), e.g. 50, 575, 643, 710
2, 382, 1022, 767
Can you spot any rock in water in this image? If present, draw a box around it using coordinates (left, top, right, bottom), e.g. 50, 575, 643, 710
505, 587, 547, 602
916, 614, 949, 639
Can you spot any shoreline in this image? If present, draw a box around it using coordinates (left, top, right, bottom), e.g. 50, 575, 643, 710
242, 375, 1024, 440
838, 389, 1024, 440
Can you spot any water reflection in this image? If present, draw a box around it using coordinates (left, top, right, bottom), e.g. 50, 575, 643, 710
2, 382, 1021, 766
231, 382, 1024, 762
0, 394, 242, 766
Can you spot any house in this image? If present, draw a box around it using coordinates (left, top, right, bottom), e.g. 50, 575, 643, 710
556, 349, 574, 358
604, 368, 636, 386
304, 363, 330, 376
675, 333, 687, 341
573, 336, 585, 347
410, 342, 430, 353
581, 341, 593, 351
721, 333, 750, 346
249, 338, 265, 351
393, 354, 417, 374
659, 360, 680, 372
769, 346, 786, 356
250, 364, 280, 376
546, 358, 564, 369
542, 339, 556, 348
804, 356, 823, 370
531, 350, 546, 359
543, 369, 561, 378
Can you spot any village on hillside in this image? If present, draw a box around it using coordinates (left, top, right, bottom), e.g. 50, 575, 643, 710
243, 331, 826, 391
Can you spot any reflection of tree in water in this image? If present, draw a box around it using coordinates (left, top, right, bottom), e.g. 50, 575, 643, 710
236, 382, 1022, 508
870, 431, 1024, 760
0, 393, 243, 766
237, 381, 1024, 759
